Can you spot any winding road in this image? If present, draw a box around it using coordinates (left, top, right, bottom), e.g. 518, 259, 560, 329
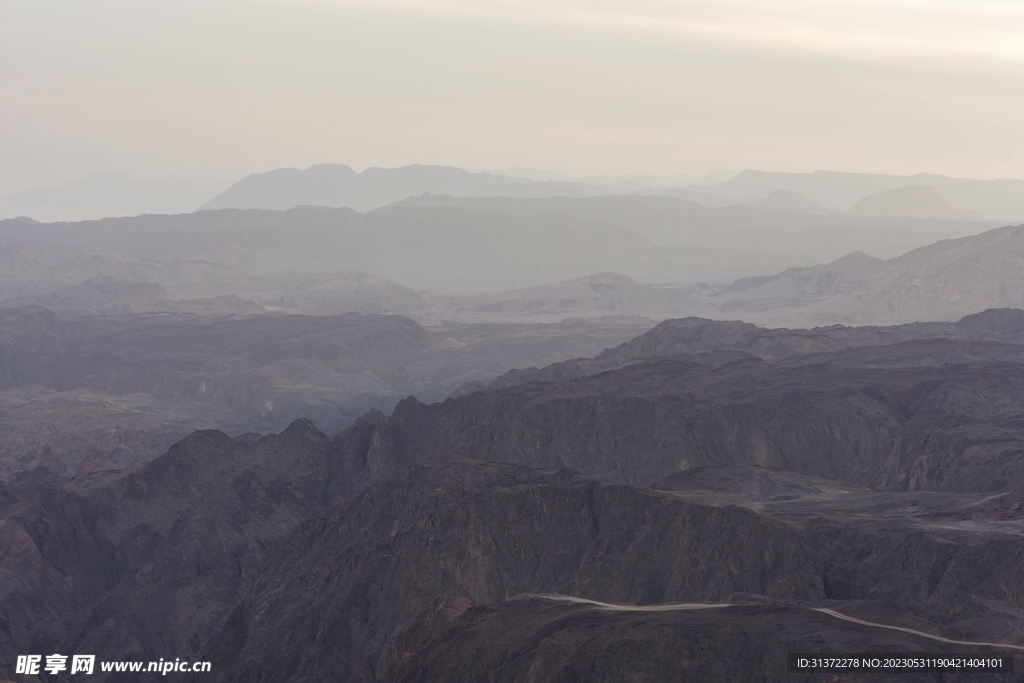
532, 594, 1024, 653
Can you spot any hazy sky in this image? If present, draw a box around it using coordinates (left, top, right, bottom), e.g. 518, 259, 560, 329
2, 0, 1023, 193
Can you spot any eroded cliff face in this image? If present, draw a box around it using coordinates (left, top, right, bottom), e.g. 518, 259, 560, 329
201, 459, 1024, 683
342, 340, 1024, 493
0, 419, 332, 674
204, 459, 825, 683
5, 423, 1024, 682
5, 313, 1024, 682
485, 307, 1024, 388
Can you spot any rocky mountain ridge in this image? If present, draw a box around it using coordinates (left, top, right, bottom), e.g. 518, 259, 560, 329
3, 449, 1021, 682
199, 164, 613, 213
709, 224, 1024, 326
0, 306, 653, 479
483, 307, 1024, 388
4, 312, 1024, 681
707, 169, 1024, 219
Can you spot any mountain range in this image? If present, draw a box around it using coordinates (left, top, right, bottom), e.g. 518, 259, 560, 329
388, 193, 1000, 262
710, 223, 1024, 326
708, 169, 1024, 220
0, 171, 230, 222
204, 165, 1024, 220
0, 204, 821, 289
7, 164, 1023, 226
198, 164, 613, 213
6, 217, 1024, 329
0, 305, 653, 479
0, 189, 1005, 293
3, 311, 1024, 682
5, 161, 1024, 682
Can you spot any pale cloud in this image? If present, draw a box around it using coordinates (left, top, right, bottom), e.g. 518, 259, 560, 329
275, 0, 1024, 64
2, 0, 1023, 190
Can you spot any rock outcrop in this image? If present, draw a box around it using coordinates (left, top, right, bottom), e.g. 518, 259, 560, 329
4, 313, 1024, 682
200, 459, 1024, 683
0, 420, 332, 675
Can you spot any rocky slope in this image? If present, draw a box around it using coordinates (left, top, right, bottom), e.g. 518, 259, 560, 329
0, 420, 333, 680
4, 314, 1024, 682
355, 340, 1024, 493
710, 224, 1024, 326
201, 459, 1023, 683
4, 450, 1019, 683
383, 596, 1014, 683
483, 307, 1024, 388
0, 424, 172, 480
203, 459, 826, 683
0, 307, 652, 468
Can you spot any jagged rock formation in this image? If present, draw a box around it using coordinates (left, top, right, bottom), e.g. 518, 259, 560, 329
484, 307, 1024, 388
203, 459, 826, 682
201, 459, 1024, 683
359, 340, 1024, 492
6, 447, 1019, 683
0, 420, 332, 678
0, 424, 172, 479
3, 313, 1024, 682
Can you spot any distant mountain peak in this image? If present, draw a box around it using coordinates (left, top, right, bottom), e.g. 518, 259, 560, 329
850, 185, 985, 220
826, 250, 884, 268
198, 163, 615, 213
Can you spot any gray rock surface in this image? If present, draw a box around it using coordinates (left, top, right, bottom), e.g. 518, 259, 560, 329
4, 313, 1024, 682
